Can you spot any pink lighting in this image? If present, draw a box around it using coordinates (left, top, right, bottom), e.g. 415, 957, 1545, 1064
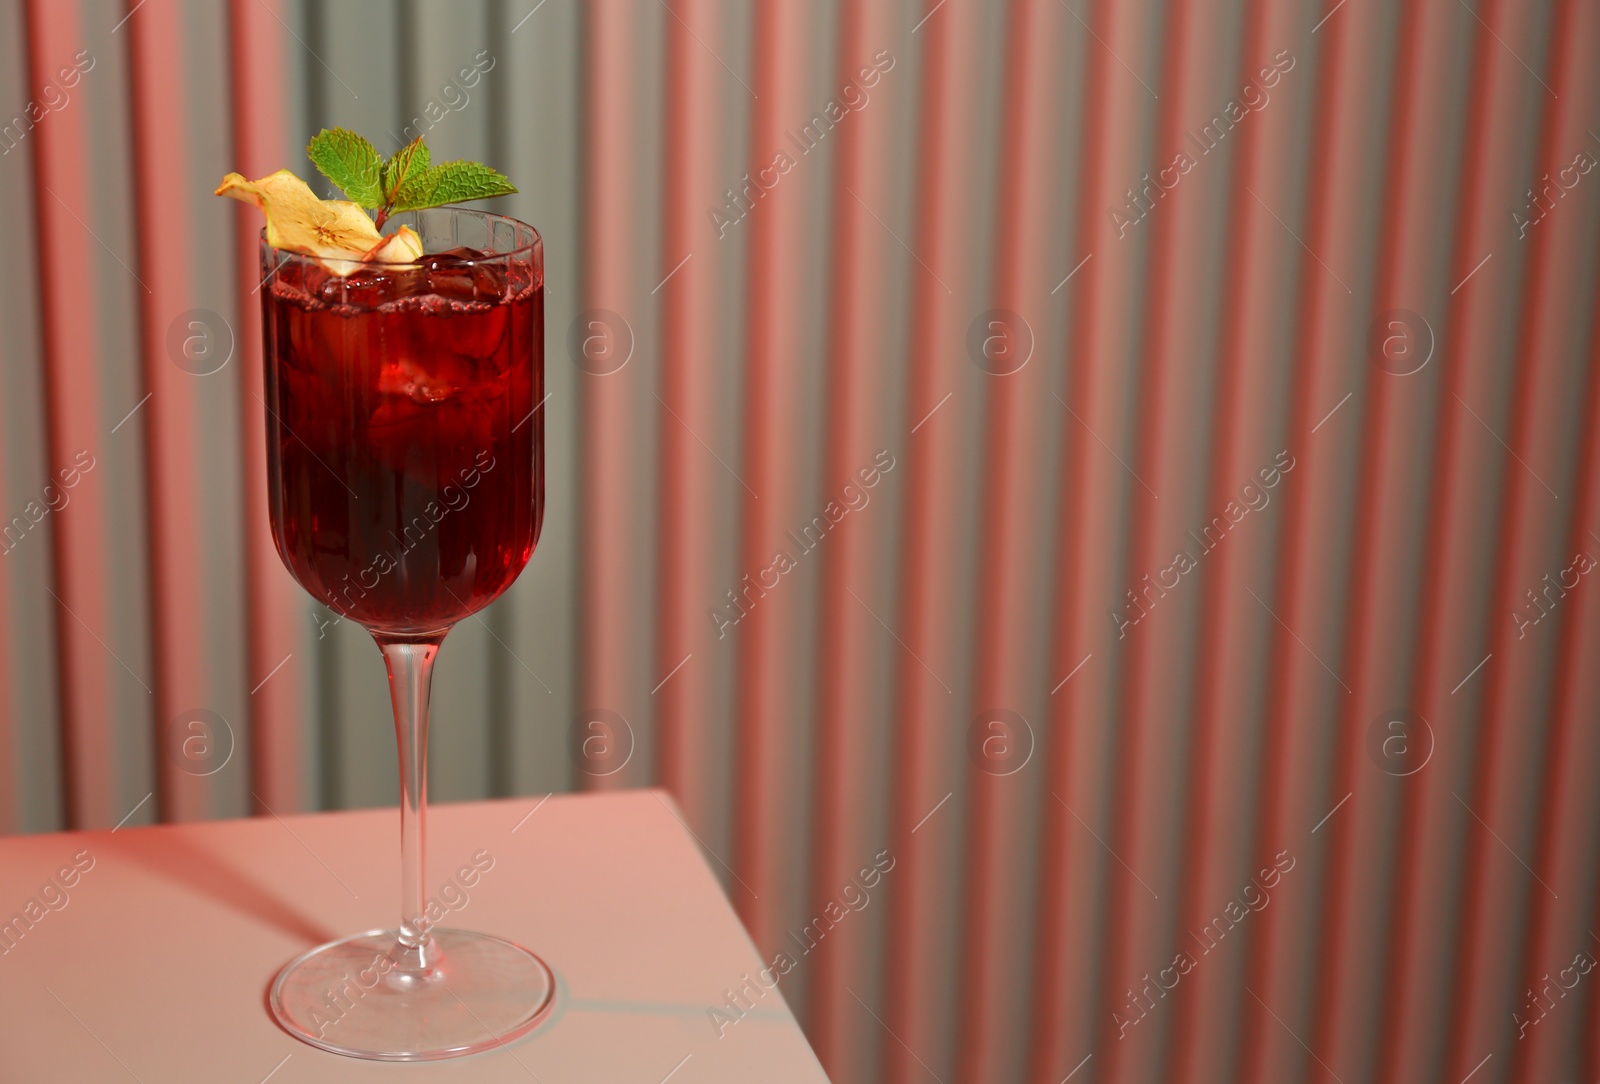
0, 0, 1596, 1079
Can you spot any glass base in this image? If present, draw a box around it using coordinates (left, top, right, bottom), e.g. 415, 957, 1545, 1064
269, 927, 555, 1061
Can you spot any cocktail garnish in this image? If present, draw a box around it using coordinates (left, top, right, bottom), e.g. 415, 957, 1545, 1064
216, 128, 516, 272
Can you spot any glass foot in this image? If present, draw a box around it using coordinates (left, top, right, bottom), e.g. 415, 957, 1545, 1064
269, 928, 555, 1061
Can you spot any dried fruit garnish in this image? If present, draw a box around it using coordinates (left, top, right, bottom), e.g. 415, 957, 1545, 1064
216, 168, 423, 274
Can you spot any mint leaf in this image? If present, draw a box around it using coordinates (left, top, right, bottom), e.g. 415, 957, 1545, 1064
381, 137, 430, 206
392, 160, 517, 211
391, 167, 440, 212
307, 128, 383, 207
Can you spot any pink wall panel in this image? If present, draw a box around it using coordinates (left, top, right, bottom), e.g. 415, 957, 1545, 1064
1373, 0, 1518, 1076
1045, 2, 1175, 1082
1317, 0, 1459, 1076
26, 0, 115, 829
812, 0, 928, 1080
127, 0, 210, 823
580, 0, 655, 796
1166, 0, 1292, 1077
729, 0, 820, 952
804, 0, 903, 1073
1240, 3, 1375, 1081
0, 0, 31, 823
227, 0, 306, 814
655, 0, 724, 837
955, 0, 1066, 1078
882, 3, 990, 1081
1100, 2, 1226, 1082
1027, 0, 1116, 1073
1443, 0, 1588, 1076
1510, 160, 1600, 1084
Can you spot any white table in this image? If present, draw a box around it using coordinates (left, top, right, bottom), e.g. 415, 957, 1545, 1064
0, 790, 829, 1082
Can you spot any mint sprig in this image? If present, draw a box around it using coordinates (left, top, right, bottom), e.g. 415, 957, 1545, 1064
307, 128, 517, 228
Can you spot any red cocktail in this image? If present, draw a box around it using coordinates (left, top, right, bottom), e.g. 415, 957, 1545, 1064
263, 236, 542, 635
259, 208, 553, 1061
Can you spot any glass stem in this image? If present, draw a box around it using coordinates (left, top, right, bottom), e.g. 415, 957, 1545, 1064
377, 634, 446, 972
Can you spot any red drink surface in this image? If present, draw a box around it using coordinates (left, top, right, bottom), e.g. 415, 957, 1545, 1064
262, 247, 542, 635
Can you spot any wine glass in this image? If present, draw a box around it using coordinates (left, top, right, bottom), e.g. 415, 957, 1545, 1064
258, 207, 550, 1060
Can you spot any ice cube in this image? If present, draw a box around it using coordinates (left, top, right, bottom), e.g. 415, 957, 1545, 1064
320, 264, 431, 310
376, 354, 480, 404
425, 248, 507, 304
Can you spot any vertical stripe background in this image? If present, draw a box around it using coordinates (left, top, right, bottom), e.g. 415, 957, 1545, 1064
0, 2, 1596, 1081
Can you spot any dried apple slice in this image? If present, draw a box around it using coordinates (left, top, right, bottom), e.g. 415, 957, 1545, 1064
362, 226, 423, 264
216, 168, 422, 274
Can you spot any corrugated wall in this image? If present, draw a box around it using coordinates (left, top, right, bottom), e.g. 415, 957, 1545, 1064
1, 2, 1598, 1082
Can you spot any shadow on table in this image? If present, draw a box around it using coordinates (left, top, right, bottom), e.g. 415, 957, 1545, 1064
111, 827, 339, 945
